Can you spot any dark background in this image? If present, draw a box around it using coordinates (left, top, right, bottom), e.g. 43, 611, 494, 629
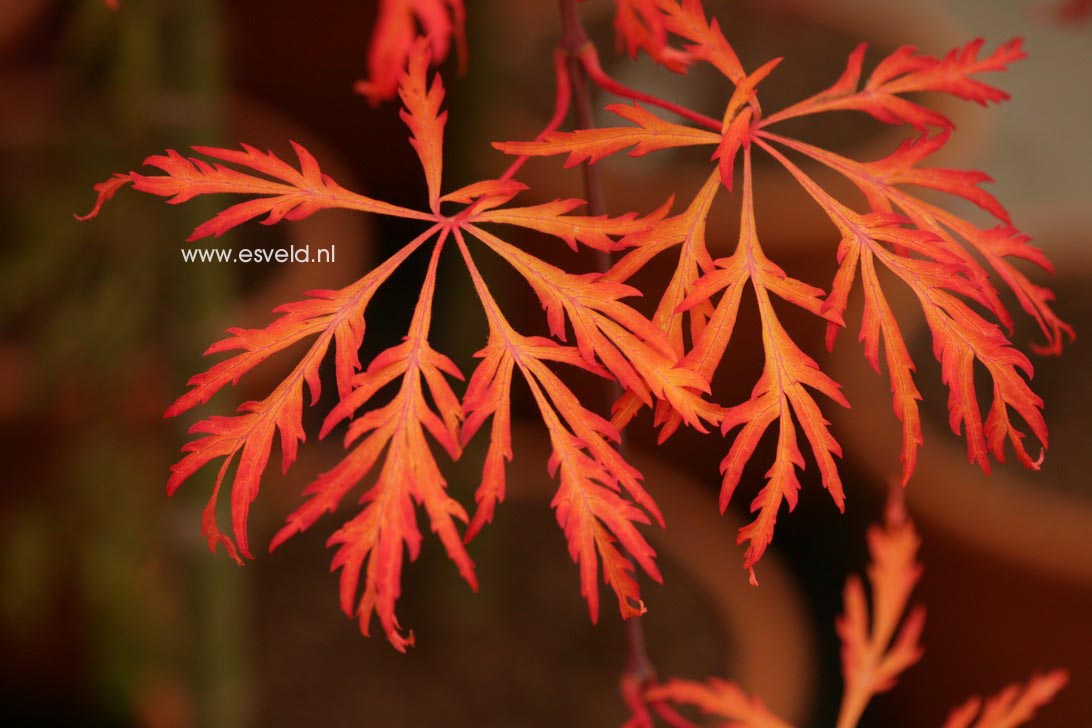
1, 1, 1089, 726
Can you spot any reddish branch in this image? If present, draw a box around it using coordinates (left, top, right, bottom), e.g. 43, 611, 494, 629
558, 0, 658, 712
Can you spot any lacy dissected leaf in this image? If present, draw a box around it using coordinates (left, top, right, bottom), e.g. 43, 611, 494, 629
681, 154, 848, 580
653, 0, 747, 84
758, 135, 1054, 476
640, 491, 1065, 728
306, 239, 475, 652
614, 0, 692, 72
464, 223, 716, 432
761, 131, 1072, 359
835, 494, 924, 728
165, 234, 430, 562
76, 142, 431, 240
80, 40, 715, 646
496, 2, 1061, 580
605, 171, 721, 439
399, 43, 448, 211
761, 38, 1026, 130
455, 230, 665, 621
644, 678, 791, 728
942, 671, 1069, 728
641, 494, 1063, 728
495, 103, 721, 166
355, 0, 467, 104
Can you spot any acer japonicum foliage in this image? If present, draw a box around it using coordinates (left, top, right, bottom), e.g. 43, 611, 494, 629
82, 0, 1071, 722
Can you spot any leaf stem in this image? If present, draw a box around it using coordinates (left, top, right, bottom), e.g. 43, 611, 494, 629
557, 0, 658, 705
835, 687, 870, 728
577, 45, 722, 133
558, 0, 609, 271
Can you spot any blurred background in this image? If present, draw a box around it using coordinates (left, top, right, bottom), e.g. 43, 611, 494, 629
1, 0, 1088, 726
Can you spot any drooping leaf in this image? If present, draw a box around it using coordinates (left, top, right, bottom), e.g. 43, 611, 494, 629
496, 4, 1059, 577
308, 238, 475, 652
681, 154, 848, 580
454, 230, 665, 621
81, 40, 716, 646
605, 171, 721, 438
758, 136, 1051, 474
166, 231, 434, 562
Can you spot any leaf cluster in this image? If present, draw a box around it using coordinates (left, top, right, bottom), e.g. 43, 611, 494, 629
83, 0, 1069, 672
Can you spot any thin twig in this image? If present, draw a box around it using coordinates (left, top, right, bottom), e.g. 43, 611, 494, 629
557, 0, 658, 704
577, 45, 722, 133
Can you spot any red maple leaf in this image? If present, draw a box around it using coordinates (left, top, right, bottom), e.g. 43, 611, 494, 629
497, 0, 1068, 582
80, 41, 718, 649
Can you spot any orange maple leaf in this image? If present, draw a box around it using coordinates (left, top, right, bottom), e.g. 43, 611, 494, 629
496, 0, 1066, 581
614, 0, 692, 73
761, 38, 1027, 130
80, 41, 717, 649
